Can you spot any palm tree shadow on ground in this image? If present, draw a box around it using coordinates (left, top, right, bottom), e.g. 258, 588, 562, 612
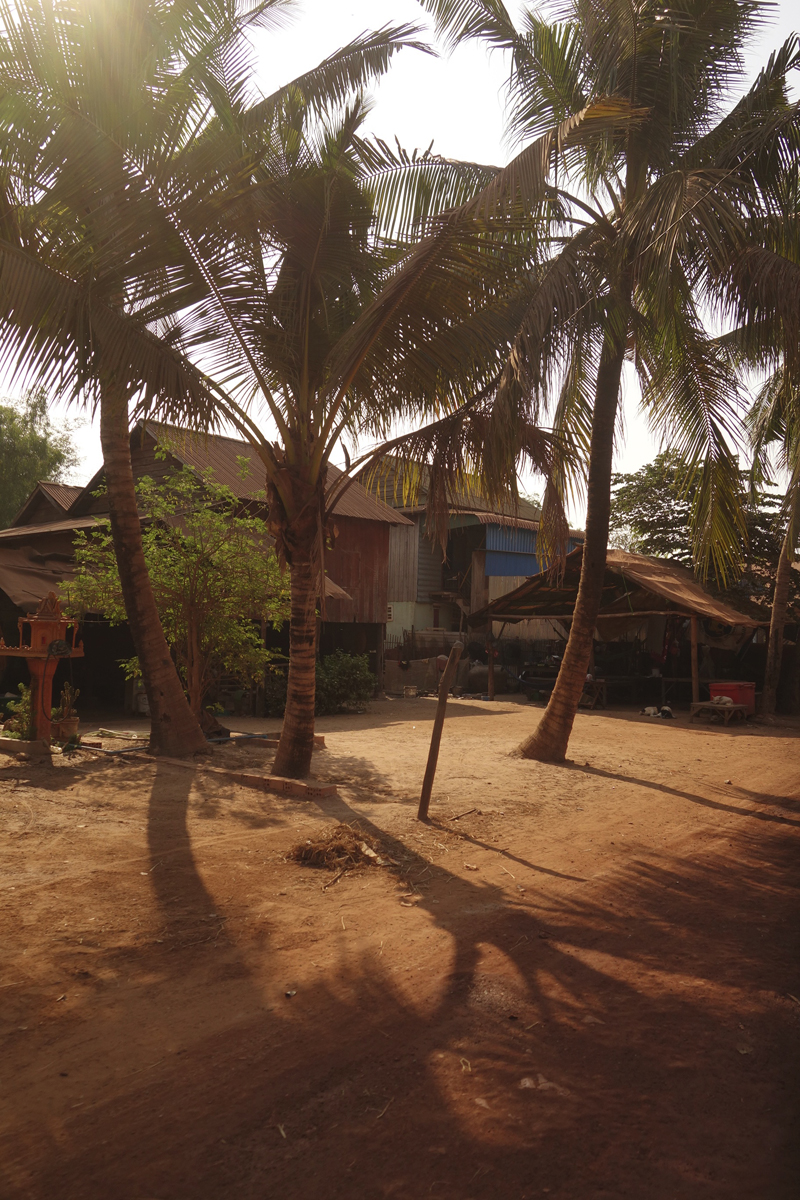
18, 763, 800, 1200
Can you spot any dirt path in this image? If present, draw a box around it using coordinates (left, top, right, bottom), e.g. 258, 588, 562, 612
1, 699, 798, 1199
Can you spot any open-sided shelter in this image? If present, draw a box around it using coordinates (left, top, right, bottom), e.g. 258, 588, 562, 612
469, 547, 765, 706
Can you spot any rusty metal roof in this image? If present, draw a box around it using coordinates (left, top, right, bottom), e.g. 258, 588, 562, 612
0, 516, 103, 542
9, 481, 84, 527
145, 423, 411, 525
38, 482, 83, 510
0, 544, 76, 608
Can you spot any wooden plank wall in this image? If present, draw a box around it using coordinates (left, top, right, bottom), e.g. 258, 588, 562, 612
325, 516, 390, 624
387, 522, 418, 602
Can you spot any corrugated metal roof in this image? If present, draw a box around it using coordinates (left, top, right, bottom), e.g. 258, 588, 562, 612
0, 545, 76, 608
0, 516, 104, 542
145, 423, 411, 525
9, 480, 85, 527
462, 510, 541, 531
39, 482, 83, 510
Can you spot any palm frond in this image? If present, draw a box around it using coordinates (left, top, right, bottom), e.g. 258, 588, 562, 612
0, 238, 219, 427
241, 24, 433, 130
420, 0, 521, 56
354, 137, 499, 243
638, 308, 746, 582
345, 386, 570, 560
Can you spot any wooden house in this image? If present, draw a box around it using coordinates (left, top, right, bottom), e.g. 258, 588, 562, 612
0, 423, 410, 708
359, 459, 583, 641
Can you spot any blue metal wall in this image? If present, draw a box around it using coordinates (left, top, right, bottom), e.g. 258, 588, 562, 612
485, 524, 538, 577
485, 549, 539, 576
485, 524, 537, 554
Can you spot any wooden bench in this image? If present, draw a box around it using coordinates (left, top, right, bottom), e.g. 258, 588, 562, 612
689, 702, 748, 726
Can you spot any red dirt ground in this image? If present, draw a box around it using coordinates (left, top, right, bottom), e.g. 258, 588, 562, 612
1, 698, 799, 1200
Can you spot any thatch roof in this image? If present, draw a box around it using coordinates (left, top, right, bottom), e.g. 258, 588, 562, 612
469, 547, 764, 629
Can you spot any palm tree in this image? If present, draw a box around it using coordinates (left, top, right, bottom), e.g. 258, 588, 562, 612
421, 0, 800, 761
720, 160, 800, 713
0, 0, 646, 778
0, 0, 442, 757
165, 93, 578, 778
748, 371, 800, 713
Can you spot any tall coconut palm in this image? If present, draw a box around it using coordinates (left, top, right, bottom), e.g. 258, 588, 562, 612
0, 0, 650, 778
162, 92, 582, 778
0, 0, 444, 756
422, 0, 800, 761
720, 164, 800, 713
748, 370, 800, 713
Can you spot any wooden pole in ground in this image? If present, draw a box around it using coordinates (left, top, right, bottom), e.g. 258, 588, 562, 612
486, 638, 495, 700
690, 615, 700, 703
418, 642, 463, 822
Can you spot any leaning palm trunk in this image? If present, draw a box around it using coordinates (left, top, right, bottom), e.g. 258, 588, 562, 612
762, 486, 799, 715
99, 384, 207, 756
519, 330, 627, 762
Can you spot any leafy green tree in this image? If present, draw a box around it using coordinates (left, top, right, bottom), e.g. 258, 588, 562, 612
0, 388, 80, 527
610, 451, 785, 573
64, 470, 290, 717
422, 0, 800, 762
610, 453, 696, 565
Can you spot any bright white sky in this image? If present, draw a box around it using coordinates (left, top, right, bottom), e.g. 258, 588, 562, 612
21, 0, 800, 521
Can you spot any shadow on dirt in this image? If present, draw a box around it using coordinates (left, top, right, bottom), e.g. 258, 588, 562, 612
10, 758, 800, 1200
566, 761, 800, 826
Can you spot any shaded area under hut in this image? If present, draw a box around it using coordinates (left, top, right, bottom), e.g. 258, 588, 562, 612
468, 548, 766, 711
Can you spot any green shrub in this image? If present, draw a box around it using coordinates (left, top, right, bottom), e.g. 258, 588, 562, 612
261, 652, 374, 718
6, 683, 33, 740
315, 651, 374, 716
262, 670, 288, 718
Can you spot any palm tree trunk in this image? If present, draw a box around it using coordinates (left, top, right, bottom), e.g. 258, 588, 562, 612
272, 554, 317, 779
519, 332, 627, 763
99, 384, 207, 756
762, 486, 799, 715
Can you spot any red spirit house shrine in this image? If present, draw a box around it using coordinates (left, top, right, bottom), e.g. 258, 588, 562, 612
0, 592, 83, 742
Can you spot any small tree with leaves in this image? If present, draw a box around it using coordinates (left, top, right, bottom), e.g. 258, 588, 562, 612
64, 469, 290, 716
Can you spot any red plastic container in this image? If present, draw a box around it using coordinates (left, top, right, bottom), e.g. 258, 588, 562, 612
708, 681, 755, 716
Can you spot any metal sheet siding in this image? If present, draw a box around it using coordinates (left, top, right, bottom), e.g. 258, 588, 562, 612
387, 522, 418, 603
485, 549, 540, 576
485, 524, 537, 554
416, 521, 444, 602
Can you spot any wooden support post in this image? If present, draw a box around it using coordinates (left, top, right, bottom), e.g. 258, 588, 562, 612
690, 615, 700, 704
486, 638, 495, 701
417, 642, 463, 822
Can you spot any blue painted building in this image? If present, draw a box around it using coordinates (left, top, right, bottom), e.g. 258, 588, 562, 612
360, 461, 583, 638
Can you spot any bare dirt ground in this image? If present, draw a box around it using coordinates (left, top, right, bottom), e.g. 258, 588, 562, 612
1, 698, 799, 1200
